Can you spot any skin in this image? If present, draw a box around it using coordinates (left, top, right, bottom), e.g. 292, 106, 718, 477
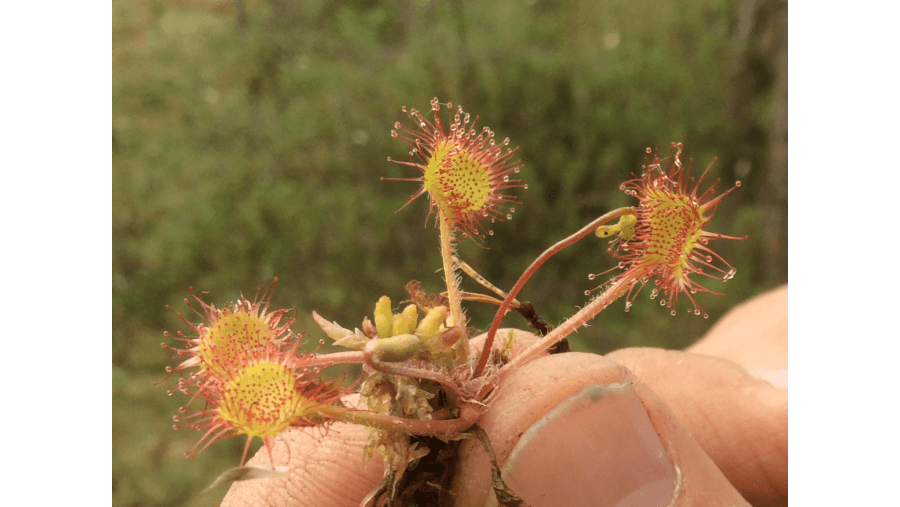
221, 285, 788, 507
605, 284, 788, 507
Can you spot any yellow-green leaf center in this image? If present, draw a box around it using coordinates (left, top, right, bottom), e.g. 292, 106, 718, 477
199, 311, 272, 371
218, 361, 315, 438
640, 189, 706, 280
424, 140, 492, 215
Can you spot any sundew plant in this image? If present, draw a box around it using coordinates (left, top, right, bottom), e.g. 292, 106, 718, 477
160, 98, 746, 506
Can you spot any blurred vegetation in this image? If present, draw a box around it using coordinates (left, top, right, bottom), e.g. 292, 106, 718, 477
112, 0, 787, 505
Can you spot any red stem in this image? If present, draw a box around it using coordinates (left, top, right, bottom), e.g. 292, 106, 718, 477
499, 270, 638, 376
306, 350, 365, 367
472, 207, 636, 378
363, 349, 465, 406
332, 401, 484, 436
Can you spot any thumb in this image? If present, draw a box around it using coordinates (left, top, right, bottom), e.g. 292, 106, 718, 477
453, 346, 751, 506
606, 285, 788, 506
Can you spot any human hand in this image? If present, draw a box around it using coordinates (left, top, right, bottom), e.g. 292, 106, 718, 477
221, 285, 787, 507
604, 284, 788, 507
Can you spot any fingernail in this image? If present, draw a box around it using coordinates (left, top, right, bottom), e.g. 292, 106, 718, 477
492, 381, 676, 507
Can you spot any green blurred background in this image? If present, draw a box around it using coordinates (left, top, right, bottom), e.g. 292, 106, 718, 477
112, 0, 787, 505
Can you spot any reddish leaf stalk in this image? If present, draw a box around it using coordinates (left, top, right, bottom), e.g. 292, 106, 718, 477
500, 269, 638, 376
305, 350, 366, 367
363, 346, 465, 406
324, 401, 484, 436
473, 207, 636, 377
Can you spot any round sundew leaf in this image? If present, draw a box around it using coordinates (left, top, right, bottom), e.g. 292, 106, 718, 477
219, 361, 313, 439
200, 311, 273, 371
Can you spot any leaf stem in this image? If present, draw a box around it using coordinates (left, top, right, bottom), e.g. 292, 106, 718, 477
363, 345, 465, 406
304, 350, 365, 367
321, 402, 483, 436
438, 205, 470, 366
439, 205, 463, 328
473, 207, 636, 377
499, 269, 638, 376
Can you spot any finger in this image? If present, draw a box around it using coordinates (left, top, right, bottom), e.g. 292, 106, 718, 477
607, 284, 788, 505
453, 350, 750, 506
605, 347, 787, 507
688, 284, 788, 387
